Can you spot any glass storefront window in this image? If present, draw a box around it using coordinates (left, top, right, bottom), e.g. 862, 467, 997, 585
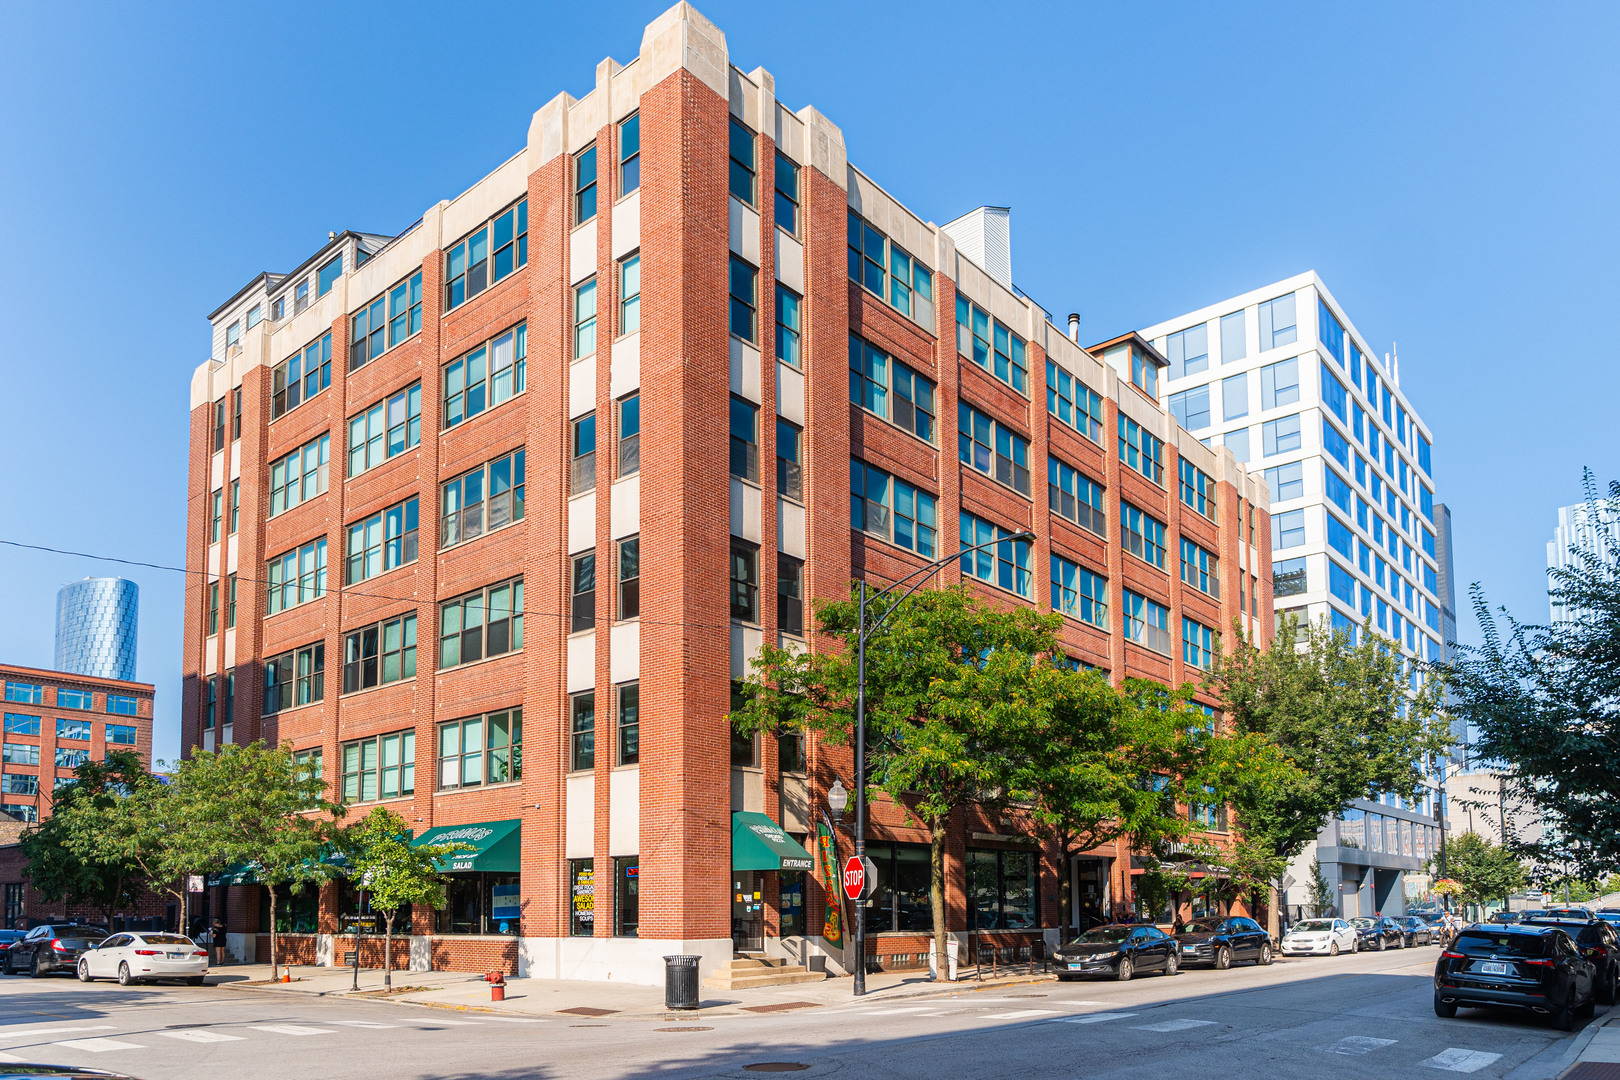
780, 868, 806, 938
436, 872, 520, 935
569, 860, 594, 937
614, 856, 638, 937
1336, 808, 1365, 848
1366, 813, 1384, 853
864, 842, 932, 932
966, 849, 1036, 930
1401, 818, 1414, 856
259, 883, 319, 934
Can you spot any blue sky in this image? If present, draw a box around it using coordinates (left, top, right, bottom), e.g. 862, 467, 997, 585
1, 1, 1615, 765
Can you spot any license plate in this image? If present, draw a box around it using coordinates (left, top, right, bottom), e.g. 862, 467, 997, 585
1068, 963, 1085, 970
1479, 961, 1509, 975
1183, 945, 1195, 952
167, 952, 185, 959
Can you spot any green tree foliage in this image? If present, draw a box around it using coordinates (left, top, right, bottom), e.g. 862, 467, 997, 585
1444, 474, 1620, 880
339, 807, 468, 987
64, 754, 198, 925
1426, 831, 1524, 909
18, 752, 148, 927
171, 741, 340, 979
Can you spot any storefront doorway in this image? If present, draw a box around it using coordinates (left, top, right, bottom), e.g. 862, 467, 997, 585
729, 812, 816, 954
1072, 857, 1110, 930
732, 870, 764, 952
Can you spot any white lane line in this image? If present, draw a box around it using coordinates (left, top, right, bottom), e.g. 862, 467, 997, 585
1133, 1019, 1218, 1033
154, 1030, 246, 1044
0, 1025, 117, 1042
249, 1024, 334, 1036
1423, 1048, 1503, 1073
0, 1053, 25, 1063
1320, 1036, 1397, 1055
53, 1038, 146, 1053
984, 1010, 1062, 1019
327, 1021, 401, 1029
1051, 1012, 1137, 1024
847, 1007, 935, 1016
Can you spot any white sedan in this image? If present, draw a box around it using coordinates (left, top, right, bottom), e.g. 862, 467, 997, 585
77, 932, 209, 985
1280, 918, 1360, 956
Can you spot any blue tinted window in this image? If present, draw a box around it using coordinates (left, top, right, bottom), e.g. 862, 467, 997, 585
1417, 432, 1432, 475
1320, 362, 1348, 423
1169, 385, 1210, 430
1265, 461, 1304, 503
1258, 293, 1298, 349
1166, 323, 1208, 378
1324, 466, 1352, 514
1260, 358, 1300, 409
1220, 310, 1246, 363
1262, 414, 1301, 457
1329, 560, 1356, 606
317, 254, 342, 298
1318, 299, 1345, 363
1222, 373, 1248, 420
1273, 509, 1306, 550
1423, 528, 1437, 559
1326, 514, 1354, 559
1273, 556, 1307, 597
1330, 608, 1356, 641
1322, 417, 1350, 469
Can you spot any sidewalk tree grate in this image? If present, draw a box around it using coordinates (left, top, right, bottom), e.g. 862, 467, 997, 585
1565, 1066, 1620, 1080
558, 1006, 619, 1017
743, 1065, 810, 1073
741, 1002, 821, 1014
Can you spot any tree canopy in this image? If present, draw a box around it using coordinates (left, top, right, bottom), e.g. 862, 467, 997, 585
19, 751, 149, 926
1428, 832, 1524, 909
340, 807, 468, 986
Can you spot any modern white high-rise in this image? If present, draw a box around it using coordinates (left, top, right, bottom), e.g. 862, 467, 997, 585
1141, 272, 1445, 918
1547, 500, 1620, 626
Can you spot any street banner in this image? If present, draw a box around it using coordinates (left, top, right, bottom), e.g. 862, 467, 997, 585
816, 814, 846, 949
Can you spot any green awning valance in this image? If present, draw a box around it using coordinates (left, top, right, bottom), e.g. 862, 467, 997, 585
413, 818, 521, 873
732, 812, 815, 872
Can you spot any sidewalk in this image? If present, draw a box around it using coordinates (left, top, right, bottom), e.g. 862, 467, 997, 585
211, 962, 1055, 1020
1558, 1010, 1620, 1079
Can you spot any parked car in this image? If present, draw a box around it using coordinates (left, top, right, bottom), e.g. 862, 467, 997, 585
1174, 916, 1273, 969
1434, 924, 1595, 1030
77, 931, 208, 986
3, 924, 108, 977
1522, 914, 1620, 1005
1281, 917, 1360, 957
1411, 910, 1446, 925
1594, 909, 1620, 930
1489, 911, 1524, 924
1053, 923, 1180, 981
1394, 916, 1438, 946
1348, 916, 1406, 951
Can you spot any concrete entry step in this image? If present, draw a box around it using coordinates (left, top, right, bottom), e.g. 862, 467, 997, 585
703, 956, 826, 989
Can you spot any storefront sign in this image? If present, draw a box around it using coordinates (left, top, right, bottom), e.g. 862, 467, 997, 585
187, 875, 204, 893
571, 865, 595, 930
491, 883, 521, 921
816, 816, 845, 949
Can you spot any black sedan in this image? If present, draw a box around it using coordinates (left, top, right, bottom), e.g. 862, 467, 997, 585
1174, 916, 1274, 969
1348, 916, 1406, 951
1394, 916, 1438, 946
1053, 924, 1179, 981
1435, 924, 1595, 1030
1523, 914, 1620, 1005
3, 924, 109, 977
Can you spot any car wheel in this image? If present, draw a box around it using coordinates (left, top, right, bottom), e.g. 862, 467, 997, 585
1163, 952, 1178, 977
29, 956, 43, 978
1554, 1000, 1578, 1032
77, 961, 92, 983
1351, 937, 1360, 953
1329, 942, 1340, 957
1600, 969, 1618, 1007
187, 976, 206, 986
1579, 993, 1597, 1020
1215, 946, 1231, 970
117, 962, 134, 986
1115, 957, 1133, 982
1376, 936, 1386, 952
1434, 992, 1457, 1018
1259, 943, 1274, 966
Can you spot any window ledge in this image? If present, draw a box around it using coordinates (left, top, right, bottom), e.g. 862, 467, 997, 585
344, 558, 419, 592
340, 794, 417, 810
260, 699, 327, 722
851, 526, 938, 564
433, 779, 522, 797
850, 403, 938, 453
338, 676, 417, 701
438, 517, 525, 557
959, 464, 1032, 503
436, 649, 523, 677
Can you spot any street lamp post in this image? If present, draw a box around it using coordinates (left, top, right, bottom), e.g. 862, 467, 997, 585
846, 530, 1034, 997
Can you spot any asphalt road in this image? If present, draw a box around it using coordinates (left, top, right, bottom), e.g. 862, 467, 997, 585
0, 943, 1600, 1079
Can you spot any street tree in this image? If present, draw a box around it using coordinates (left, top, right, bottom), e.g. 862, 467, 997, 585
171, 741, 340, 979
1425, 832, 1524, 913
18, 752, 148, 927
1444, 474, 1620, 881
339, 807, 469, 986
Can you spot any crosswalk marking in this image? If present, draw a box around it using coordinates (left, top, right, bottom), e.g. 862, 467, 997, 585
984, 1010, 1061, 1019
1051, 1012, 1137, 1025
481, 1016, 547, 1023
155, 1030, 246, 1044
249, 1024, 334, 1037
1423, 1048, 1503, 1073
54, 1037, 146, 1053
0, 1053, 25, 1063
0, 1025, 117, 1041
328, 1020, 401, 1029
1320, 1036, 1397, 1056
1133, 1019, 1217, 1033
849, 1007, 934, 1016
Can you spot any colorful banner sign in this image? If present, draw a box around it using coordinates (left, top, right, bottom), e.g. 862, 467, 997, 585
816, 814, 846, 949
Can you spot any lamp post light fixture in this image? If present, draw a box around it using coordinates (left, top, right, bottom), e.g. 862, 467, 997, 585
827, 779, 848, 826
847, 529, 1035, 997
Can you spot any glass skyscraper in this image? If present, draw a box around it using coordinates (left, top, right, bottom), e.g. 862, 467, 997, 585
54, 577, 139, 682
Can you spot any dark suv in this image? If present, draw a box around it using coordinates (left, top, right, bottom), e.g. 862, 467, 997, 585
4, 924, 109, 977
1435, 924, 1595, 1030
1522, 914, 1620, 1004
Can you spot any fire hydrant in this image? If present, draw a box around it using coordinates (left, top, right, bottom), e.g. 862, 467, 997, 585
484, 971, 506, 1002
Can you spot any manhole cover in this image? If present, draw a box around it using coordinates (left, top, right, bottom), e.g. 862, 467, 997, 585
558, 1006, 619, 1016
743, 1065, 810, 1073
655, 1026, 713, 1032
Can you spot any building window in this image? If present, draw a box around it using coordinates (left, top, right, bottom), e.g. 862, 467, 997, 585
1260, 357, 1300, 410
958, 404, 1031, 496
619, 112, 640, 194
294, 748, 322, 785
270, 332, 332, 420
730, 542, 759, 623
570, 859, 595, 936
1179, 460, 1217, 521
446, 200, 528, 310
959, 512, 1031, 597
1220, 310, 1246, 363
1262, 413, 1302, 457
207, 581, 220, 636
389, 271, 424, 346
1321, 361, 1348, 423
1180, 538, 1218, 596
345, 497, 419, 584
225, 574, 237, 630
619, 254, 640, 336
1221, 372, 1248, 422
445, 326, 526, 430
264, 643, 324, 714
348, 382, 422, 477
245, 304, 262, 331
574, 278, 597, 358
848, 335, 936, 443
1318, 299, 1346, 364
1266, 461, 1305, 504
269, 434, 330, 516
1258, 292, 1298, 349
316, 254, 342, 298
571, 414, 596, 495
343, 613, 417, 693
1417, 431, 1432, 476
209, 489, 223, 543
229, 480, 240, 534
1166, 323, 1209, 379
2, 743, 38, 766
3, 683, 42, 705
1121, 502, 1168, 570
1, 775, 39, 797
851, 459, 937, 556
266, 538, 327, 615
273, 295, 287, 320
1169, 386, 1210, 431
614, 856, 639, 937
56, 747, 90, 769
57, 717, 91, 740
437, 710, 520, 792
1130, 345, 1159, 399
852, 213, 933, 326
1123, 591, 1172, 655
955, 298, 1026, 394
730, 396, 759, 482
340, 730, 416, 804
571, 554, 595, 634
1272, 509, 1306, 550
1046, 360, 1104, 443
232, 387, 242, 441
105, 695, 137, 716
779, 728, 806, 775
728, 256, 756, 342
966, 849, 1035, 931
441, 449, 526, 548
774, 151, 798, 234
2, 713, 41, 734
1329, 559, 1357, 607
1051, 553, 1107, 629
439, 578, 523, 669
617, 683, 639, 766
776, 419, 802, 501
1327, 513, 1354, 560
1274, 556, 1308, 597
1117, 416, 1164, 484
575, 145, 597, 224
729, 117, 755, 205
56, 689, 91, 710
293, 279, 310, 315
779, 554, 804, 636
618, 394, 640, 476
775, 285, 801, 367
570, 693, 595, 772
212, 398, 226, 452
1325, 465, 1352, 514
350, 293, 386, 371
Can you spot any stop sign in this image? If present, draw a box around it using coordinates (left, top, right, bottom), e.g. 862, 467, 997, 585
842, 856, 865, 901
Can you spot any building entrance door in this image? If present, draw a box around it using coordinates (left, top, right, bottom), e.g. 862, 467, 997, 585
1072, 857, 1110, 931
732, 871, 764, 952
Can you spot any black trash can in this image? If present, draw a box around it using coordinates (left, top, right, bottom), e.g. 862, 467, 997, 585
663, 954, 701, 1010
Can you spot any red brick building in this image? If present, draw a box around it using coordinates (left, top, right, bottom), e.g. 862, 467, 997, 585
0, 662, 156, 928
184, 3, 1272, 984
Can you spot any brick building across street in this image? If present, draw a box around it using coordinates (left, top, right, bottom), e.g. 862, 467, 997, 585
184, 3, 1273, 985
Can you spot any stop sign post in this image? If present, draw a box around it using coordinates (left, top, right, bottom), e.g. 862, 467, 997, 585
842, 855, 877, 902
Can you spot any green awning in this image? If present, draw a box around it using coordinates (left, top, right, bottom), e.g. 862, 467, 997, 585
732, 812, 815, 872
412, 818, 521, 873
209, 863, 258, 887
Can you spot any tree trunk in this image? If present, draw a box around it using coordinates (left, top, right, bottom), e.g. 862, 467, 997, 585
1266, 879, 1281, 941
268, 884, 280, 980
383, 912, 394, 989
930, 815, 949, 980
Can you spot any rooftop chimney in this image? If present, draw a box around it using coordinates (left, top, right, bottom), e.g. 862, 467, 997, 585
940, 206, 1012, 290
1067, 313, 1080, 343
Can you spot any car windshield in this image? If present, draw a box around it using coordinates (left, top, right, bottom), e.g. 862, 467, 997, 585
1455, 931, 1550, 958
1182, 920, 1222, 934
56, 926, 108, 937
1348, 918, 1377, 928
1072, 927, 1130, 945
139, 934, 192, 946
1291, 920, 1334, 933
